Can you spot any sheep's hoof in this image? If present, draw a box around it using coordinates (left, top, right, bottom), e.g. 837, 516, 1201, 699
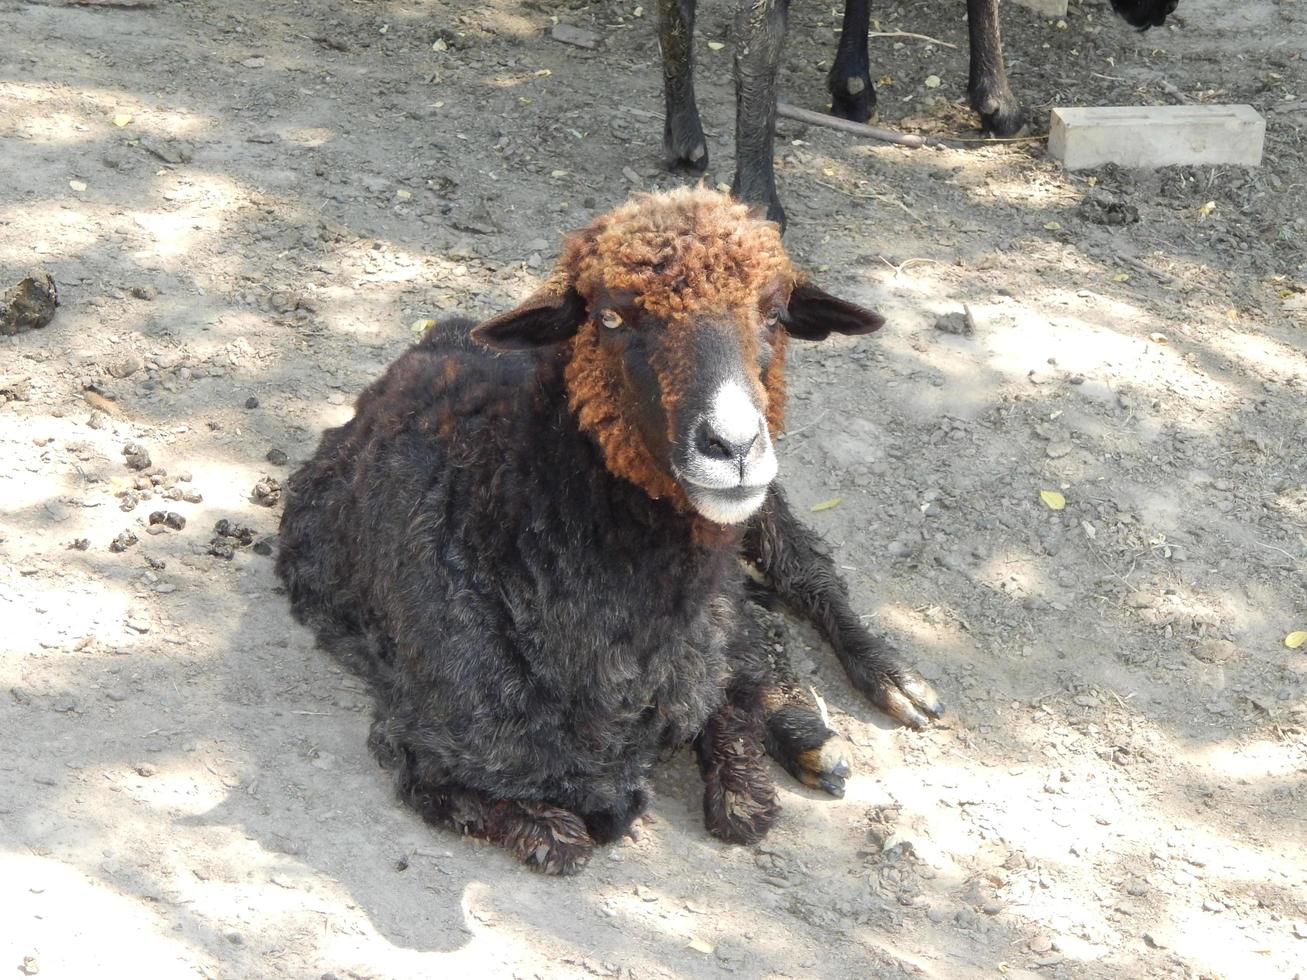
828, 74, 877, 124
972, 89, 1029, 139
870, 667, 945, 731
764, 703, 852, 797
663, 114, 709, 175
505, 802, 595, 876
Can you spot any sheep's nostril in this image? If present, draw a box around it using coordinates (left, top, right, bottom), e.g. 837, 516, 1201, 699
695, 422, 757, 465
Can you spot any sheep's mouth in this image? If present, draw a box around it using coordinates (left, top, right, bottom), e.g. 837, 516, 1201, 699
678, 478, 770, 525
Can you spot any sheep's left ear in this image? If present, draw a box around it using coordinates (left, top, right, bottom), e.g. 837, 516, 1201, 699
471, 286, 587, 350
783, 281, 885, 341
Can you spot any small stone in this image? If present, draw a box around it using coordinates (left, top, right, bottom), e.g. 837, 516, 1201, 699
1143, 932, 1167, 949
888, 540, 913, 558
266, 448, 288, 466
1046, 441, 1073, 459
252, 537, 275, 557
1028, 934, 1053, 954
1125, 590, 1155, 609
635, 885, 657, 902
122, 443, 152, 471
934, 311, 973, 335
149, 510, 168, 526
252, 476, 282, 507
164, 512, 186, 530
69, 538, 90, 551
105, 687, 129, 702
109, 530, 138, 553
245, 396, 260, 409
130, 285, 159, 301
181, 489, 203, 504
982, 901, 1003, 915
550, 23, 600, 49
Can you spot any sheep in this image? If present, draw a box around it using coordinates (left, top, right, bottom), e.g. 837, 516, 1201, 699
659, 0, 1180, 227
275, 188, 943, 874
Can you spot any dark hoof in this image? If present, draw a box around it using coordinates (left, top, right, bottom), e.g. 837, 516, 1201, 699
798, 741, 852, 798
974, 90, 1030, 138
872, 668, 945, 730
506, 802, 595, 876
730, 175, 786, 231
764, 703, 852, 797
829, 73, 877, 124
663, 114, 709, 175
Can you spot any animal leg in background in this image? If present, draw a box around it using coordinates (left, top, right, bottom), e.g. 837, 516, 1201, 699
732, 0, 789, 227
967, 0, 1027, 136
659, 0, 709, 173
828, 0, 875, 123
744, 488, 945, 729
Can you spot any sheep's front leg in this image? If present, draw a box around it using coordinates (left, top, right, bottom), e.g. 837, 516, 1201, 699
659, 0, 709, 173
743, 488, 944, 729
731, 0, 788, 227
827, 0, 875, 123
696, 701, 779, 844
375, 728, 594, 875
967, 0, 1027, 137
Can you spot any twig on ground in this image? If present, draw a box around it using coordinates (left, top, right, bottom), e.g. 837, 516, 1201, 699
878, 255, 942, 276
777, 102, 939, 148
868, 31, 958, 49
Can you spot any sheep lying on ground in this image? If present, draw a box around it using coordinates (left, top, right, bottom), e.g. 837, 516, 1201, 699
276, 188, 942, 874
659, 0, 1180, 227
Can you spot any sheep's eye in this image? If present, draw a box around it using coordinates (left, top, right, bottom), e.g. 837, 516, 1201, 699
762, 307, 782, 328
600, 309, 623, 330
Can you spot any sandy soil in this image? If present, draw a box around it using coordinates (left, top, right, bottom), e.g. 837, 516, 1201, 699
2, 0, 1305, 976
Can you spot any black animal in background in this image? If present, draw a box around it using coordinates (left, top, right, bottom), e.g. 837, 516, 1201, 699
658, 0, 1179, 227
276, 189, 943, 874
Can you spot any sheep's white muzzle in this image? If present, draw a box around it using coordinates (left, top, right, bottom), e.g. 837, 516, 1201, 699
675, 381, 776, 524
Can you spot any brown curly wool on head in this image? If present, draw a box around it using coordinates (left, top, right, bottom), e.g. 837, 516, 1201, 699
557, 188, 798, 514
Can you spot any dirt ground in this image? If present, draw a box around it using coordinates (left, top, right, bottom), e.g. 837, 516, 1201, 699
2, 0, 1305, 976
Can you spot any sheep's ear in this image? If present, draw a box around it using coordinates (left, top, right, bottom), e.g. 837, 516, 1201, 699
783, 281, 885, 341
471, 286, 587, 350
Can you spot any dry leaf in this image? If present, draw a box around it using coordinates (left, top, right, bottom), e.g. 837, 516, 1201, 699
1111, 272, 1130, 283
1148, 332, 1168, 344
432, 38, 447, 51
69, 179, 87, 192
1039, 490, 1066, 511
1044, 221, 1062, 231
706, 41, 725, 51
1285, 631, 1307, 650
396, 189, 411, 200
410, 318, 436, 333
924, 74, 941, 89
688, 938, 715, 954
550, 169, 569, 178
1197, 200, 1216, 219
112, 113, 133, 127
810, 497, 842, 512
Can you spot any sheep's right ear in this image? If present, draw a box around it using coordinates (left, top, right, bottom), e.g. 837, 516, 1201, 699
471, 286, 587, 350
784, 281, 886, 341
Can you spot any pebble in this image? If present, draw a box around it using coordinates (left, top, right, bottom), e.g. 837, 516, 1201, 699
1028, 934, 1053, 954
122, 443, 152, 471
109, 530, 139, 552
1143, 932, 1167, 949
266, 448, 288, 466
550, 23, 600, 49
252, 476, 282, 506
245, 396, 260, 409
105, 687, 129, 702
1192, 638, 1235, 664
107, 353, 145, 379
1045, 441, 1072, 459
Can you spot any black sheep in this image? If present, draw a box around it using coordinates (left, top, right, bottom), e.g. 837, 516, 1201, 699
276, 189, 942, 874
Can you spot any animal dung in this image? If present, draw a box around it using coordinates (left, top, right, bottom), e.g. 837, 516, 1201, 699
1048, 105, 1265, 170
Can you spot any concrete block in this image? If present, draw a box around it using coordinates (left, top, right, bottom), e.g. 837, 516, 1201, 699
1010, 0, 1068, 18
1048, 105, 1265, 170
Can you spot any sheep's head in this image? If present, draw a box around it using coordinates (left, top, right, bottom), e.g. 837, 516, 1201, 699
472, 188, 883, 525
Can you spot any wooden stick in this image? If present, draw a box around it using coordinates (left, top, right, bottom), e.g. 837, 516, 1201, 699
868, 31, 958, 49
776, 102, 939, 148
